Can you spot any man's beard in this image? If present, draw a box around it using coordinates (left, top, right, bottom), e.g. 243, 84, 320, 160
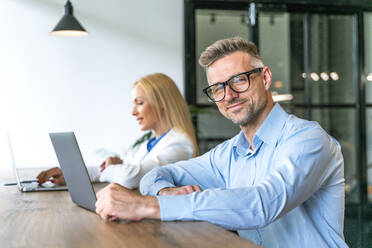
227, 97, 267, 126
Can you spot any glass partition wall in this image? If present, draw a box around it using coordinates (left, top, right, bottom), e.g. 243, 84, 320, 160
185, 1, 372, 246
366, 12, 372, 202
192, 6, 359, 203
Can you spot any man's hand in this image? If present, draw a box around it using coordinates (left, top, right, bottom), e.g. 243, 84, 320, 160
95, 183, 160, 221
100, 156, 123, 172
36, 167, 66, 185
158, 185, 202, 196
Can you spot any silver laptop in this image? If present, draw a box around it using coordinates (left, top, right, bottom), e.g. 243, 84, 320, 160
6, 133, 68, 192
49, 132, 97, 212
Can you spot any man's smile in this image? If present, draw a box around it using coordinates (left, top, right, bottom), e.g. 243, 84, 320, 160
226, 99, 248, 111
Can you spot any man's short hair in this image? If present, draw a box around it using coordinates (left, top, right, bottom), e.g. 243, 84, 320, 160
199, 36, 264, 69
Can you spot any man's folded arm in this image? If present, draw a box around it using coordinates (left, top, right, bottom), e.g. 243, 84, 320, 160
140, 150, 226, 196
149, 128, 344, 230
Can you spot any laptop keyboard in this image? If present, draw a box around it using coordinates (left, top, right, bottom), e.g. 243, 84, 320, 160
22, 181, 57, 189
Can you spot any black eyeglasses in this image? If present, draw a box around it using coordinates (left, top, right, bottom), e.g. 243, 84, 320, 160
203, 68, 263, 103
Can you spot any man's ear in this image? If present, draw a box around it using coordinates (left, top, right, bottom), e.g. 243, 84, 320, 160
263, 67, 272, 90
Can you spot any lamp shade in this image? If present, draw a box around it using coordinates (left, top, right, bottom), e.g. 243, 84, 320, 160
51, 0, 88, 37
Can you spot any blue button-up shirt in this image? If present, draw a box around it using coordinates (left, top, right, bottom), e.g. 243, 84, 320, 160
140, 104, 347, 247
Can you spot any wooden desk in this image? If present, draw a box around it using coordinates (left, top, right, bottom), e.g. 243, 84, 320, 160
0, 169, 258, 248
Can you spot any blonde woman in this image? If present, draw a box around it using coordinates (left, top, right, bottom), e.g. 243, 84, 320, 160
37, 73, 198, 189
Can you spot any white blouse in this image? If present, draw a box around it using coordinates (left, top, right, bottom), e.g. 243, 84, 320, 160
87, 129, 194, 189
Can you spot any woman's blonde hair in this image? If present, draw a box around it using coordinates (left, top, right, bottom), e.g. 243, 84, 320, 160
133, 73, 199, 156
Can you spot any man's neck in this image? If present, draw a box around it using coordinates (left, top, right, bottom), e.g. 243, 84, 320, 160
240, 102, 274, 150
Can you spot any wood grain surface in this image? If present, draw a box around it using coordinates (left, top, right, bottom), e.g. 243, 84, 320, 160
0, 169, 259, 248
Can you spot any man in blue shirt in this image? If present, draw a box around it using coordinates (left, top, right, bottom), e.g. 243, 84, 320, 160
95, 37, 347, 247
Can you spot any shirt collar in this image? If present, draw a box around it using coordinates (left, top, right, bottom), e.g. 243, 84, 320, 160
255, 103, 288, 146
233, 103, 288, 152
234, 131, 251, 155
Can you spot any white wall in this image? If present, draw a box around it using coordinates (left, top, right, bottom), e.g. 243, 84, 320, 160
0, 0, 184, 169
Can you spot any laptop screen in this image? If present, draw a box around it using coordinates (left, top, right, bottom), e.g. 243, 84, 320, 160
49, 132, 97, 212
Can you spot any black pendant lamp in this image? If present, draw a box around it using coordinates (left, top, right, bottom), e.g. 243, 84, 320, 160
51, 0, 88, 37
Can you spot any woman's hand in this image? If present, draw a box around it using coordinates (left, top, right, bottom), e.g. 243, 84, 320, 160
36, 167, 66, 185
99, 156, 123, 172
